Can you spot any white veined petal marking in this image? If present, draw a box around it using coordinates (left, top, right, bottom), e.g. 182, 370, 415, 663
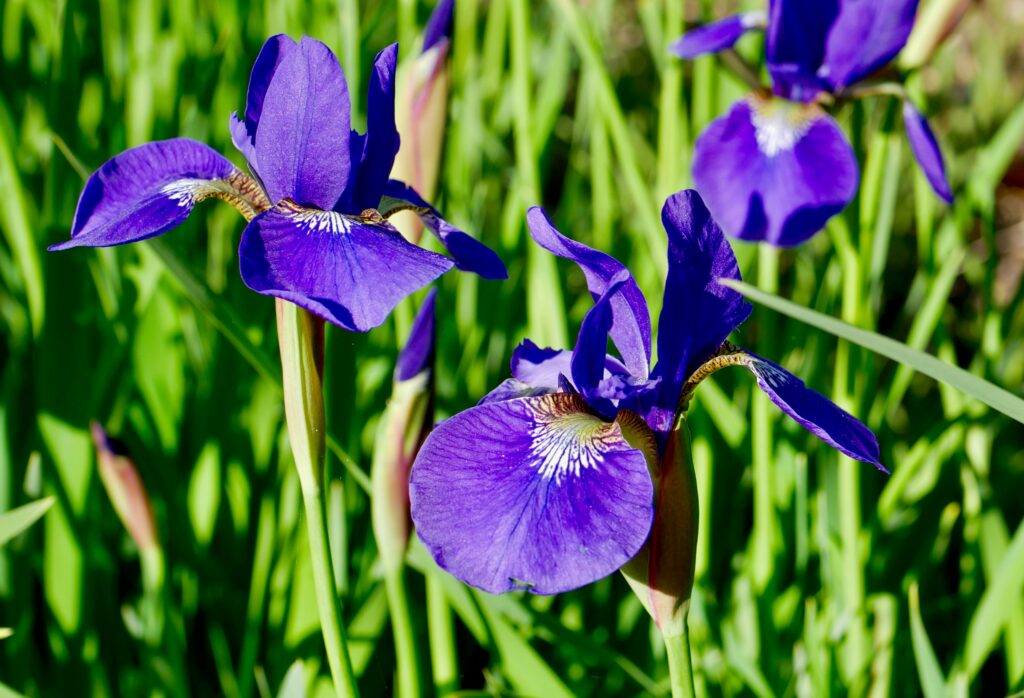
748, 96, 820, 158
523, 394, 622, 485
159, 170, 270, 220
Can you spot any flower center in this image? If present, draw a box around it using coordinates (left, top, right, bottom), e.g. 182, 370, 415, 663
524, 394, 618, 484
749, 97, 819, 158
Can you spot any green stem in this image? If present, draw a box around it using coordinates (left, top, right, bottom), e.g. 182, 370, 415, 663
664, 628, 696, 698
426, 575, 458, 695
384, 567, 421, 698
276, 300, 359, 698
751, 245, 778, 593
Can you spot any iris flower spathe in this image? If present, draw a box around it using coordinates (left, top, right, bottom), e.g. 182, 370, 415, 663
409, 190, 885, 596
50, 34, 505, 331
671, 0, 952, 247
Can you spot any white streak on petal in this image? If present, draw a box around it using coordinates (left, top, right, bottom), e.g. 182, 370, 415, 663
749, 97, 820, 158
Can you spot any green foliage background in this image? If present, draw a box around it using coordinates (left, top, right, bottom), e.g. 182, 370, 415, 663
1, 0, 1023, 695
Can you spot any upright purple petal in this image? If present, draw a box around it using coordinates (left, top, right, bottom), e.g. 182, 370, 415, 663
238, 202, 453, 331
231, 34, 297, 163
571, 271, 631, 405
382, 181, 507, 280
738, 349, 886, 471
409, 393, 655, 594
511, 340, 574, 389
818, 0, 919, 91
423, 0, 455, 53
903, 101, 953, 203
254, 36, 351, 210
653, 191, 752, 400
344, 45, 401, 213
692, 97, 858, 247
50, 139, 249, 251
526, 207, 652, 381
395, 288, 437, 381
765, 0, 838, 101
669, 12, 765, 59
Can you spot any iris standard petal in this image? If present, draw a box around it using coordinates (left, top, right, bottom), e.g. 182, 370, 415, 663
692, 97, 858, 247
654, 191, 752, 397
511, 340, 574, 388
409, 393, 655, 595
766, 0, 838, 101
526, 207, 652, 380
669, 12, 765, 59
254, 36, 351, 210
231, 34, 296, 162
382, 181, 508, 279
739, 349, 886, 471
50, 139, 266, 251
238, 202, 453, 331
345, 45, 401, 213
571, 271, 631, 400
903, 101, 953, 203
422, 0, 455, 53
818, 0, 919, 91
395, 288, 437, 381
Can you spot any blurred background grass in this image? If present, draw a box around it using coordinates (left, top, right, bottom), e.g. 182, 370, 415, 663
1, 0, 1023, 695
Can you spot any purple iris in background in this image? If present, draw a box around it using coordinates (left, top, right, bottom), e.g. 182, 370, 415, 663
671, 0, 953, 247
409, 190, 885, 595
50, 35, 505, 331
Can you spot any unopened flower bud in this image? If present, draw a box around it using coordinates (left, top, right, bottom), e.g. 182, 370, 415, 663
91, 422, 159, 553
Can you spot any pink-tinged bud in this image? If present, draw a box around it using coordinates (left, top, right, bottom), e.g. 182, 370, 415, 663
91, 422, 159, 552
621, 420, 699, 638
390, 3, 453, 243
900, 0, 970, 70
371, 292, 436, 572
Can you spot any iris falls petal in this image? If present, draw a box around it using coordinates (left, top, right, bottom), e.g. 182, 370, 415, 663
381, 181, 508, 279
526, 207, 652, 380
238, 202, 453, 331
738, 349, 885, 471
692, 96, 858, 247
410, 393, 655, 595
254, 36, 352, 209
903, 101, 953, 202
51, 139, 267, 251
669, 12, 765, 60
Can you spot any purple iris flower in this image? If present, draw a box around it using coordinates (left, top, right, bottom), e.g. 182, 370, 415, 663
671, 0, 953, 247
50, 35, 505, 331
409, 190, 884, 595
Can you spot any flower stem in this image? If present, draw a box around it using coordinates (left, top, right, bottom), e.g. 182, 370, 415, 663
664, 627, 696, 698
427, 575, 458, 695
276, 300, 359, 698
384, 566, 422, 698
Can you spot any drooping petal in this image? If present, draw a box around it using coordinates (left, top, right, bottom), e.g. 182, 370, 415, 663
766, 0, 838, 101
903, 101, 953, 203
254, 36, 351, 209
526, 207, 652, 380
739, 349, 886, 471
653, 191, 752, 402
669, 12, 765, 59
50, 139, 265, 251
818, 0, 919, 91
344, 45, 401, 212
395, 288, 437, 381
692, 97, 858, 247
231, 34, 297, 163
238, 202, 453, 331
381, 181, 508, 280
409, 393, 656, 595
422, 0, 455, 53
